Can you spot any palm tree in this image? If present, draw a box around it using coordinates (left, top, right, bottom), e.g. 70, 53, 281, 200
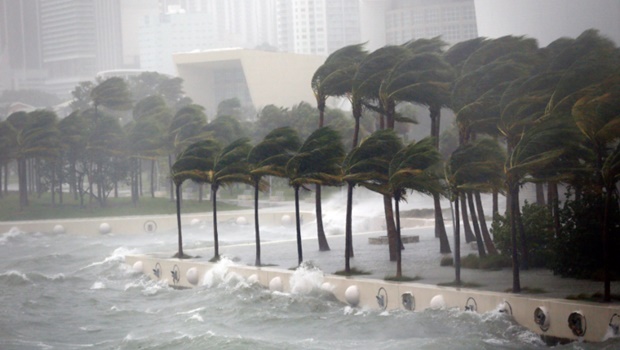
247, 127, 301, 266
387, 138, 443, 278
353, 45, 411, 261
6, 110, 60, 209
207, 138, 253, 261
90, 77, 132, 206
383, 39, 454, 253
447, 139, 505, 285
168, 104, 209, 200
342, 130, 403, 274
170, 139, 220, 259
572, 73, 620, 302
286, 127, 345, 266
312, 43, 368, 252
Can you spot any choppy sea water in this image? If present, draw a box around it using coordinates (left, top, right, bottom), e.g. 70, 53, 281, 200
1, 223, 619, 350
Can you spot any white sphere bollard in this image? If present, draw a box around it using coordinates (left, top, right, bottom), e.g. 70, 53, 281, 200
281, 215, 292, 226
190, 218, 201, 226
99, 223, 111, 234
345, 285, 360, 307
52, 225, 65, 234
430, 294, 446, 310
236, 216, 248, 225
186, 267, 199, 285
269, 276, 283, 292
247, 274, 259, 284
132, 261, 143, 273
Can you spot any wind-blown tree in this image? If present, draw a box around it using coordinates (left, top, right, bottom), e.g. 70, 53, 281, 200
248, 127, 301, 266
0, 121, 12, 197
312, 43, 368, 252
6, 110, 60, 209
504, 115, 574, 293
572, 73, 620, 302
342, 130, 403, 274
207, 138, 253, 261
386, 137, 443, 278
168, 104, 209, 200
385, 38, 454, 253
204, 115, 249, 147
129, 71, 186, 110
170, 139, 220, 259
353, 45, 412, 261
286, 127, 345, 265
131, 95, 173, 199
90, 77, 132, 206
447, 138, 505, 285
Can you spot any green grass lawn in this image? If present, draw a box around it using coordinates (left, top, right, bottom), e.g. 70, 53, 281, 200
0, 192, 244, 221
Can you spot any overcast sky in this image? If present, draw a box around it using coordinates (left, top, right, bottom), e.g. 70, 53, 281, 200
475, 0, 620, 46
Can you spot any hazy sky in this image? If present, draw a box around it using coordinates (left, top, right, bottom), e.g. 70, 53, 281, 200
475, 0, 620, 46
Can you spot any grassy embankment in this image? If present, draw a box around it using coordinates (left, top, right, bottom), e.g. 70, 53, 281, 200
0, 191, 245, 221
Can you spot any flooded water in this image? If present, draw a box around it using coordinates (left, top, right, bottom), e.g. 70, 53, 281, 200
2, 222, 620, 350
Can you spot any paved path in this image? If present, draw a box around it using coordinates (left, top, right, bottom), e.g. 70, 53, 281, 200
183, 196, 619, 301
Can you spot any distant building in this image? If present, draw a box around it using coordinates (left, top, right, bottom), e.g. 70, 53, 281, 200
384, 0, 478, 46
173, 49, 324, 115
0, 0, 46, 91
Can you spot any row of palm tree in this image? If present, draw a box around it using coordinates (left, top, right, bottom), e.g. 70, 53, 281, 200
303, 29, 619, 300
171, 126, 442, 280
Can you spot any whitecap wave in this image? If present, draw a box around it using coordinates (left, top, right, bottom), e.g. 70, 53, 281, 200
289, 261, 324, 295
80, 246, 138, 270
90, 281, 106, 290
124, 277, 171, 296
186, 313, 204, 323
202, 257, 243, 288
0, 227, 23, 245
0, 270, 31, 284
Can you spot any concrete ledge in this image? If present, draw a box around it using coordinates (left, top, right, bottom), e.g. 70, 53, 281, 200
125, 254, 620, 344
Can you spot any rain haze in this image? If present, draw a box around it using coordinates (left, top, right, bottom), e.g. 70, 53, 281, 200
1, 1, 620, 349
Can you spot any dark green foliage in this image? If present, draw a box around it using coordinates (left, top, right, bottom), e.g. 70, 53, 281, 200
553, 190, 620, 279
491, 202, 555, 269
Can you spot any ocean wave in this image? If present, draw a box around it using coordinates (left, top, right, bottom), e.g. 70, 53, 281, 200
79, 246, 138, 271
124, 276, 172, 296
0, 270, 31, 284
0, 227, 23, 245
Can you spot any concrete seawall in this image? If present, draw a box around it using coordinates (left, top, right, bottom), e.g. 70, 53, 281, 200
125, 254, 620, 344
3, 211, 619, 344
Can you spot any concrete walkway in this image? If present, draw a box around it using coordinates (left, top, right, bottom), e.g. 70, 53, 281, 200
183, 197, 619, 302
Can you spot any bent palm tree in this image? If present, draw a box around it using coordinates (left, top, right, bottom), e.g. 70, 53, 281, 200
170, 139, 220, 258
387, 138, 443, 278
248, 127, 301, 266
207, 138, 253, 261
286, 127, 345, 265
342, 130, 403, 274
447, 139, 505, 285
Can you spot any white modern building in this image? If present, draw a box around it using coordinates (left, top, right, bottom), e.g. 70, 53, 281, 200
173, 49, 324, 115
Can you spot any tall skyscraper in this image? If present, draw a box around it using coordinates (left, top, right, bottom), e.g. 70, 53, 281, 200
385, 0, 478, 45
0, 0, 46, 91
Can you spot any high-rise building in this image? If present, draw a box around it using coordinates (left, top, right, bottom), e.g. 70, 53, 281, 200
276, 0, 362, 55
0, 0, 46, 91
384, 0, 478, 46
38, 0, 124, 96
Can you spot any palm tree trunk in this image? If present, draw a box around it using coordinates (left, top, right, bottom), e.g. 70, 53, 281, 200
434, 194, 451, 253
509, 182, 521, 293
51, 160, 56, 206
254, 179, 261, 267
535, 183, 545, 206
516, 193, 528, 270
212, 185, 220, 260
138, 159, 143, 197
0, 163, 3, 198
384, 194, 398, 261
150, 159, 156, 198
58, 161, 64, 205
295, 186, 303, 266
602, 184, 613, 302
467, 191, 486, 257
345, 182, 354, 274
548, 181, 561, 237
460, 194, 475, 242
395, 197, 402, 278
168, 154, 174, 201
18, 157, 28, 209
454, 193, 461, 285
315, 185, 330, 251
492, 189, 499, 218
175, 183, 184, 258
475, 191, 497, 255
